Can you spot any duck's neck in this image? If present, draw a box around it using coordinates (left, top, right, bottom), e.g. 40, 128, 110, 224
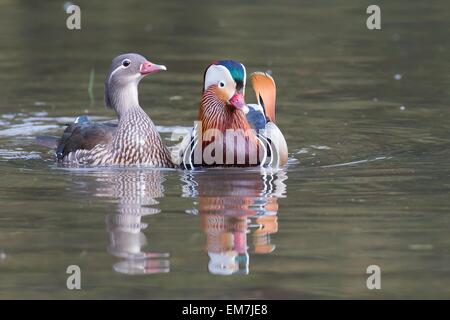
199, 88, 261, 166
107, 84, 172, 166
199, 88, 253, 134
109, 83, 141, 120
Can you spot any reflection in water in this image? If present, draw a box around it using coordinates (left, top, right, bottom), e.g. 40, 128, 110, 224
182, 169, 287, 275
93, 169, 170, 275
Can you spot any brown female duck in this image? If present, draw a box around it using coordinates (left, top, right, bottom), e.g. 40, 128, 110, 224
51, 53, 174, 167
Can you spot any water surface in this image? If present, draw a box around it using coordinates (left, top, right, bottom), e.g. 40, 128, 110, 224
0, 0, 450, 299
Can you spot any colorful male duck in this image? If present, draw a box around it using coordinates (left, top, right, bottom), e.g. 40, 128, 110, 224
179, 60, 288, 168
43, 53, 174, 167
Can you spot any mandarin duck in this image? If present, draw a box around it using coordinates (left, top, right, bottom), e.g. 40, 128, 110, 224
38, 53, 174, 167
178, 60, 288, 168
181, 169, 287, 275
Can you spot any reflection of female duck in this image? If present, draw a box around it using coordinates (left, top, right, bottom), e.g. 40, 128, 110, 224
182, 169, 287, 275
93, 169, 170, 274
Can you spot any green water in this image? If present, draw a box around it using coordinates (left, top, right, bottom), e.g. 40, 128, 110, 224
0, 0, 450, 299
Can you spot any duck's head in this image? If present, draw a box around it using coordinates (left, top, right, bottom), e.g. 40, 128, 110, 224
104, 53, 166, 109
203, 60, 246, 110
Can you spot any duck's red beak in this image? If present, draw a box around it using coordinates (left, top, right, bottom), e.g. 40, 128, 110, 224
229, 92, 246, 110
140, 61, 167, 75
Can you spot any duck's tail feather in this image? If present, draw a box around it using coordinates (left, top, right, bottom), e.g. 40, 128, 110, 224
251, 72, 276, 123
36, 136, 59, 149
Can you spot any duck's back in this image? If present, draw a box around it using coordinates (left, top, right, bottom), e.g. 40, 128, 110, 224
57, 117, 116, 162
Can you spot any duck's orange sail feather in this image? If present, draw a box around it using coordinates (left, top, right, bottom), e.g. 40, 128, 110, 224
250, 72, 276, 123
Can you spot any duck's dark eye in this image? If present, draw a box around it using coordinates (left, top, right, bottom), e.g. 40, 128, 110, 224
122, 59, 131, 67
219, 81, 225, 88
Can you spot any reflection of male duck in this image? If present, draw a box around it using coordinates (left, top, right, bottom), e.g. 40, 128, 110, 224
182, 169, 287, 275
94, 169, 170, 274
202, 215, 249, 275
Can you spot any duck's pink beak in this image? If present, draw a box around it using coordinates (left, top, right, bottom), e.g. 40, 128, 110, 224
229, 92, 246, 110
140, 61, 167, 75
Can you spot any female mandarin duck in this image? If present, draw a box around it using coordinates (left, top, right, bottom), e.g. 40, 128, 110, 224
46, 53, 175, 167
179, 60, 287, 168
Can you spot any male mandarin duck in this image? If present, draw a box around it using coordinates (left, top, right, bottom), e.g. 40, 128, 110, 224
178, 60, 288, 168
181, 169, 286, 275
38, 53, 175, 167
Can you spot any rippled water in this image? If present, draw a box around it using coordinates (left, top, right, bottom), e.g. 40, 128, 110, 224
0, 1, 450, 299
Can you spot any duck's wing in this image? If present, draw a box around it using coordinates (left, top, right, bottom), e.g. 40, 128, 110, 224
245, 103, 267, 130
245, 71, 277, 130
56, 116, 117, 161
250, 72, 276, 123
247, 72, 288, 167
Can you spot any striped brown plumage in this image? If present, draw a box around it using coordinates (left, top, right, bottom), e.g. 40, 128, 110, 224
63, 107, 174, 167
198, 87, 262, 166
57, 53, 175, 168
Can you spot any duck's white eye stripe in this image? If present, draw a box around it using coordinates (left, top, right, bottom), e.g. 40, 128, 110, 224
240, 63, 246, 94
108, 65, 125, 86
